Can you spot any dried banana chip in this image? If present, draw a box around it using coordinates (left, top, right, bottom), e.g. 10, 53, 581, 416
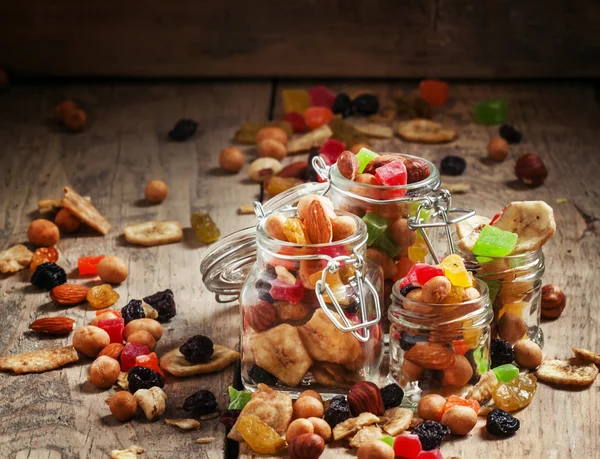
62, 186, 110, 234
165, 418, 201, 430
0, 244, 33, 273
332, 412, 380, 441
0, 345, 78, 374
456, 215, 491, 240
160, 345, 239, 377
311, 361, 358, 388
124, 221, 183, 247
328, 118, 369, 147
572, 348, 600, 365
382, 407, 413, 436
287, 125, 333, 154
349, 425, 383, 448
536, 359, 599, 386
397, 119, 457, 144
354, 124, 393, 138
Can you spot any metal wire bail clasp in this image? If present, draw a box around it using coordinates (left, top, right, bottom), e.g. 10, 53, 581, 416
314, 250, 381, 343
407, 189, 476, 264
312, 155, 331, 182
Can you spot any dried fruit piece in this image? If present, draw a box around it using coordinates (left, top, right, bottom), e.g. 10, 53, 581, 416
305, 106, 334, 130
180, 335, 214, 363
329, 118, 369, 146
309, 85, 336, 109
237, 414, 286, 454
135, 352, 163, 376
234, 121, 293, 144
128, 366, 164, 393
492, 373, 537, 411
412, 421, 449, 451
332, 412, 380, 441
572, 348, 600, 365
62, 186, 111, 235
121, 299, 145, 324
352, 94, 380, 115
287, 125, 334, 154
183, 389, 219, 415
486, 409, 519, 437
87, 284, 120, 309
283, 218, 311, 244
265, 176, 303, 196
442, 395, 480, 415
0, 244, 34, 273
124, 221, 183, 247
31, 262, 67, 290
404, 343, 456, 370
324, 395, 351, 428
50, 283, 89, 305
29, 316, 75, 335
98, 318, 125, 344
354, 124, 394, 138
380, 383, 404, 409
282, 90, 311, 114
332, 93, 353, 118
382, 407, 414, 436
535, 359, 599, 386
160, 345, 239, 377
0, 345, 78, 374
78, 255, 105, 275
397, 119, 456, 144
143, 289, 177, 322
168, 119, 198, 141
121, 342, 150, 372
319, 138, 347, 164
282, 112, 309, 133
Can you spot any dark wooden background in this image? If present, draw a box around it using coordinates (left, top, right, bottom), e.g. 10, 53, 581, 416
1, 0, 599, 78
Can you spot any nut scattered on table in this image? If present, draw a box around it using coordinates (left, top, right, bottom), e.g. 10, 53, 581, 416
219, 147, 245, 173
27, 219, 60, 247
515, 153, 548, 186
541, 284, 567, 319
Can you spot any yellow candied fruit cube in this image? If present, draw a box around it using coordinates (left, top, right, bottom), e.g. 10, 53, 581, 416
283, 217, 311, 244
408, 241, 429, 263
462, 319, 483, 348
440, 254, 472, 288
282, 89, 310, 114
497, 302, 527, 320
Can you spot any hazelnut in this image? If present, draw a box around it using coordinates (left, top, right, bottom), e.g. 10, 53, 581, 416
357, 440, 395, 459
441, 405, 477, 435
417, 394, 446, 421
442, 354, 473, 387
257, 138, 287, 161
286, 418, 314, 442
27, 219, 60, 247
350, 143, 372, 155
307, 417, 331, 442
337, 150, 359, 180
497, 311, 527, 344
403, 157, 431, 184
63, 109, 87, 132
219, 147, 245, 173
97, 256, 129, 284
513, 339, 543, 369
297, 194, 336, 221
144, 179, 168, 203
256, 126, 288, 145
331, 216, 357, 241
89, 356, 121, 388
55, 100, 78, 120
541, 284, 566, 319
293, 396, 324, 419
367, 248, 397, 279
389, 217, 416, 247
91, 310, 120, 326
54, 208, 81, 233
106, 391, 138, 421
421, 276, 452, 303
247, 157, 282, 182
347, 381, 385, 416
297, 390, 323, 404
264, 214, 287, 241
515, 153, 548, 186
123, 318, 163, 342
487, 136, 509, 161
126, 330, 157, 351
288, 433, 325, 459
73, 325, 111, 358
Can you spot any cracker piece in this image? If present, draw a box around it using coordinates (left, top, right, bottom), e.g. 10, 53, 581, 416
0, 345, 78, 374
572, 348, 600, 365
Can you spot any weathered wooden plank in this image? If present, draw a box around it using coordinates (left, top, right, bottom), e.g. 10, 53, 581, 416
1, 1, 600, 78
0, 82, 271, 458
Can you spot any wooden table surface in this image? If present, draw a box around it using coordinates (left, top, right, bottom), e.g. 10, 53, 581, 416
0, 80, 598, 459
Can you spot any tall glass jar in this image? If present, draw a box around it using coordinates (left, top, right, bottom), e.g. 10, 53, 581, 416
456, 247, 545, 347
388, 279, 493, 407
201, 206, 384, 398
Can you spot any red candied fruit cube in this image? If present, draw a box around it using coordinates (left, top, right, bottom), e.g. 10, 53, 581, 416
308, 85, 336, 109
416, 450, 443, 459
78, 255, 105, 275
269, 279, 304, 304
375, 159, 407, 186
282, 111, 309, 133
394, 434, 422, 459
400, 263, 443, 287
121, 342, 150, 372
97, 318, 125, 344
319, 139, 347, 164
135, 352, 163, 376
419, 79, 449, 106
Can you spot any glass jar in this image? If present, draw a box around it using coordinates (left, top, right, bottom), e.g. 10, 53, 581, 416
388, 279, 493, 407
456, 247, 545, 347
201, 205, 384, 398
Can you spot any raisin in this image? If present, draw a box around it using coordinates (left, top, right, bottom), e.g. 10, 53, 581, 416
220, 409, 241, 430
143, 289, 176, 322
183, 389, 219, 415
264, 264, 277, 280
486, 408, 520, 437
412, 420, 450, 451
121, 299, 145, 324
440, 156, 467, 176
324, 395, 351, 428
332, 93, 353, 118
255, 279, 274, 303
248, 365, 278, 386
490, 339, 514, 369
191, 211, 221, 243
380, 383, 404, 409
179, 334, 214, 363
400, 284, 420, 297
305, 147, 321, 182
352, 94, 380, 116
128, 366, 164, 393
168, 119, 198, 141
31, 262, 67, 290
499, 124, 522, 144
399, 330, 427, 351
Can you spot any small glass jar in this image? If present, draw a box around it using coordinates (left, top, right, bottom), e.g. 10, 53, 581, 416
456, 247, 545, 347
201, 206, 384, 398
388, 279, 493, 406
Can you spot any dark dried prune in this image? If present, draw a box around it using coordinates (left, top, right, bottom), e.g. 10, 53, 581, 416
183, 389, 219, 415
324, 395, 351, 428
143, 289, 176, 322
332, 93, 353, 118
491, 338, 514, 369
380, 383, 404, 409
487, 408, 520, 437
400, 284, 420, 297
220, 409, 241, 430
255, 279, 274, 303
128, 366, 164, 393
499, 124, 522, 144
168, 119, 198, 141
264, 264, 277, 280
399, 330, 428, 351
180, 334, 214, 363
412, 420, 450, 450
352, 94, 379, 116
31, 262, 66, 290
121, 299, 144, 324
248, 365, 278, 386
440, 156, 467, 176
305, 147, 321, 182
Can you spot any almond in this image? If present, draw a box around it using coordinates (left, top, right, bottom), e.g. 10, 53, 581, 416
30, 317, 75, 335
278, 161, 308, 179
305, 200, 333, 244
347, 381, 385, 416
50, 283, 89, 305
404, 342, 456, 370
246, 301, 277, 332
336, 151, 358, 180
98, 343, 124, 360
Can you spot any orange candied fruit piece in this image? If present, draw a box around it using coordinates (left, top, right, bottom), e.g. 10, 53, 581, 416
30, 247, 59, 273
135, 352, 163, 376
452, 339, 470, 356
419, 79, 449, 106
304, 106, 334, 130
443, 394, 480, 415
78, 255, 105, 275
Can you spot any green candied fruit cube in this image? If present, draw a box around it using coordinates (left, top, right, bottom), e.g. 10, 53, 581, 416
362, 212, 388, 245
475, 98, 508, 125
379, 436, 394, 447
356, 147, 380, 173
474, 347, 489, 374
472, 225, 517, 257
371, 232, 401, 258
493, 363, 519, 382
